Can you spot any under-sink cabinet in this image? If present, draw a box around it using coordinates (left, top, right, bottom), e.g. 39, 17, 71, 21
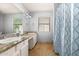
0, 39, 28, 56
0, 33, 37, 56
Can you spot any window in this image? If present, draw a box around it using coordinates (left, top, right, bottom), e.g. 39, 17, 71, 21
13, 16, 23, 34
38, 17, 50, 32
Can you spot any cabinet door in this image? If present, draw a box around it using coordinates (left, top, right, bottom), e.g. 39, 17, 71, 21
28, 34, 37, 49
17, 41, 25, 51
33, 34, 37, 45
28, 38, 34, 49
0, 47, 15, 56
20, 44, 28, 56
13, 50, 20, 56
25, 39, 28, 46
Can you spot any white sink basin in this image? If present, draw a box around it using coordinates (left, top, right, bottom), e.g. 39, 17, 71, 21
0, 35, 29, 45
0, 37, 21, 45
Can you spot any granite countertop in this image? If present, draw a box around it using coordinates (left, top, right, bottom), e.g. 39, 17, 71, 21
0, 33, 32, 54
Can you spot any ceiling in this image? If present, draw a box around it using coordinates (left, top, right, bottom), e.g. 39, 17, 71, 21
23, 3, 53, 12
0, 3, 21, 13
0, 3, 53, 14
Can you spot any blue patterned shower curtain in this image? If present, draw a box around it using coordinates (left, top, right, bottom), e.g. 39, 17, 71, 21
54, 3, 79, 56
54, 4, 64, 55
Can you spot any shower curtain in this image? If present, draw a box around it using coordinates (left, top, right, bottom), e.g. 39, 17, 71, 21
54, 3, 79, 56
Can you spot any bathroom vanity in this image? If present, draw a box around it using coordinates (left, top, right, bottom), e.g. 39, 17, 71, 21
0, 32, 37, 56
